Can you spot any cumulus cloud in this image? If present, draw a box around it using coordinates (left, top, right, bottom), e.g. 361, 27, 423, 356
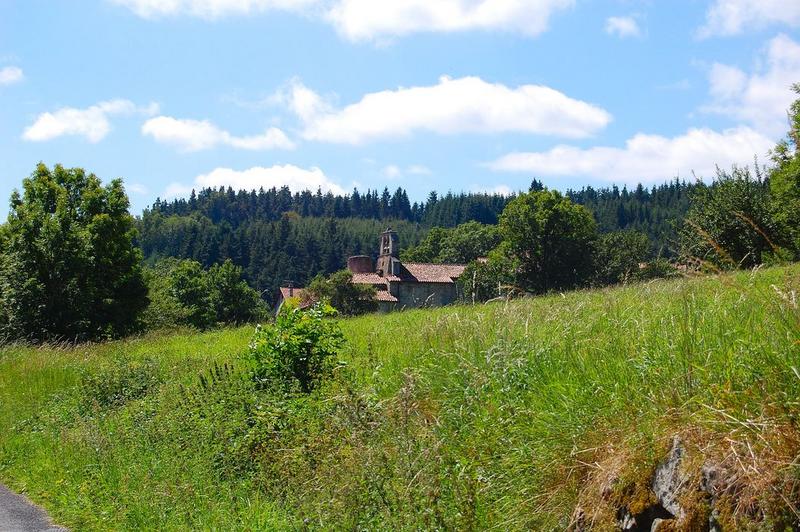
604, 16, 641, 38
23, 100, 158, 143
164, 164, 346, 198
698, 0, 800, 38
488, 126, 774, 185
0, 66, 23, 86
110, 0, 317, 19
113, 0, 574, 40
284, 76, 611, 145
380, 164, 432, 179
127, 183, 149, 194
142, 115, 295, 152
702, 34, 800, 137
327, 0, 574, 41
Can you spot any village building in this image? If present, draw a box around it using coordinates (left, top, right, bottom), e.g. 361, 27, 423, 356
277, 228, 467, 313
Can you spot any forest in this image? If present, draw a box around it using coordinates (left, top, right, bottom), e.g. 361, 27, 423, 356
138, 179, 696, 303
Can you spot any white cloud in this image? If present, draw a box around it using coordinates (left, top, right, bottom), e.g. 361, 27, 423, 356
141, 115, 295, 152
702, 34, 800, 137
604, 16, 641, 38
407, 165, 432, 175
327, 0, 574, 41
381, 164, 432, 179
127, 183, 149, 194
698, 0, 800, 38
488, 126, 774, 185
382, 165, 402, 179
113, 0, 574, 41
111, 0, 317, 19
164, 164, 345, 198
0, 66, 23, 86
287, 76, 611, 145
22, 100, 158, 143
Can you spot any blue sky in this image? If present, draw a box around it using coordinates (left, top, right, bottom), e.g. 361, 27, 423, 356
1, 0, 799, 217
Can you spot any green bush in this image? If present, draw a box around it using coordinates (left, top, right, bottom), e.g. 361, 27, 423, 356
247, 303, 345, 394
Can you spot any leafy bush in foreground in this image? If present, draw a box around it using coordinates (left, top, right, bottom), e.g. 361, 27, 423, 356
247, 303, 345, 393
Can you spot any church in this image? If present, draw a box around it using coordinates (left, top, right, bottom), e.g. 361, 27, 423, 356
278, 228, 467, 313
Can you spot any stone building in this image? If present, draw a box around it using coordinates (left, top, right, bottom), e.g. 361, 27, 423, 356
277, 228, 467, 313
347, 228, 466, 312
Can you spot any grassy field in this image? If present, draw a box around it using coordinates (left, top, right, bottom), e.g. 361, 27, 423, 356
1, 265, 799, 530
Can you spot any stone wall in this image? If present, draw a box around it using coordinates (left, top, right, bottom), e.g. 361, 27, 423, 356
395, 282, 459, 309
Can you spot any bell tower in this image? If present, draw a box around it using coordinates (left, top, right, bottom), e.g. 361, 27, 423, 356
376, 228, 401, 276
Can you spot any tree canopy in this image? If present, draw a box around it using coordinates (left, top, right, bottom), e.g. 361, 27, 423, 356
0, 164, 147, 342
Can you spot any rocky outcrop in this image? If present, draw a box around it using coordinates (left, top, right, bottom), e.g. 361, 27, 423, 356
616, 436, 686, 531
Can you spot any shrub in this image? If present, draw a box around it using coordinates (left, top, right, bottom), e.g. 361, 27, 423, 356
247, 303, 345, 394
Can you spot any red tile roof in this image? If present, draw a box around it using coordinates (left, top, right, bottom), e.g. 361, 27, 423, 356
374, 290, 398, 302
351, 273, 387, 284
351, 262, 466, 286
403, 263, 466, 283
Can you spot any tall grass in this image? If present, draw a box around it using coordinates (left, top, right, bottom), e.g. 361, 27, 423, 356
0, 265, 798, 529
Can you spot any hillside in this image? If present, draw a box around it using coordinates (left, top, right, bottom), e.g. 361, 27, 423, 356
1, 265, 798, 530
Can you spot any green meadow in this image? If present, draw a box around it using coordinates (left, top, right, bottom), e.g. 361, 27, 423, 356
1, 265, 799, 530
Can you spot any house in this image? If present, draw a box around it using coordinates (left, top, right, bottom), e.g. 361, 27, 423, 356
278, 228, 467, 313
274, 285, 309, 314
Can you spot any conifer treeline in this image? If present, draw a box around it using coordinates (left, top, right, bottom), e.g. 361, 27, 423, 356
138, 180, 696, 303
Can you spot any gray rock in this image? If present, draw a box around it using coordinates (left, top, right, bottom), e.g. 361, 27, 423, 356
651, 436, 686, 519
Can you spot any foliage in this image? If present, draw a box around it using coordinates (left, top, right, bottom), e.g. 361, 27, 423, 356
207, 260, 266, 324
1, 266, 799, 529
593, 230, 651, 285
79, 357, 161, 412
499, 189, 598, 293
247, 303, 345, 394
138, 213, 427, 305
139, 180, 696, 305
567, 179, 696, 256
679, 166, 783, 269
769, 83, 800, 257
0, 164, 147, 342
402, 221, 502, 264
458, 245, 519, 302
141, 258, 264, 330
304, 270, 377, 316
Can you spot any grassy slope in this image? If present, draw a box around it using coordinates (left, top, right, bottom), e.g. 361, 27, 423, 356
1, 265, 798, 530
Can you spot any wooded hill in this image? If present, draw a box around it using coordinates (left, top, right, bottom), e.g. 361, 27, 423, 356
138, 180, 696, 303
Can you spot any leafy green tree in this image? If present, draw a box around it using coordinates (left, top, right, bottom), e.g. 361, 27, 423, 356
141, 258, 264, 330
769, 83, 800, 257
401, 227, 448, 262
304, 270, 377, 316
207, 259, 264, 324
247, 303, 345, 393
438, 221, 502, 264
499, 189, 598, 293
679, 166, 781, 269
593, 230, 650, 286
0, 164, 146, 341
170, 259, 216, 329
402, 222, 501, 264
459, 245, 519, 303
